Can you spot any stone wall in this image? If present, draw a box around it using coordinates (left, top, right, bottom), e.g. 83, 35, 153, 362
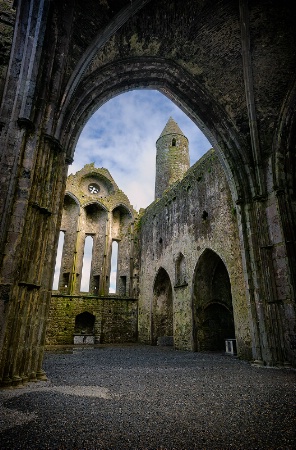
55, 164, 137, 297
138, 149, 251, 359
46, 295, 138, 346
46, 164, 139, 347
0, 1, 295, 386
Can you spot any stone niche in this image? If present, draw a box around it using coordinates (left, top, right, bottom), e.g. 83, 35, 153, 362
73, 311, 95, 345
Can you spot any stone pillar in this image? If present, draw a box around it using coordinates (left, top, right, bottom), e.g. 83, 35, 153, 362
237, 0, 292, 366
0, 130, 69, 385
0, 0, 75, 385
238, 190, 296, 366
0, 0, 50, 384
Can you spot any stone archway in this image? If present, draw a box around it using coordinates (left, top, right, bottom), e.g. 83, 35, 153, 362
152, 268, 173, 346
0, 0, 296, 386
192, 249, 235, 352
59, 58, 248, 203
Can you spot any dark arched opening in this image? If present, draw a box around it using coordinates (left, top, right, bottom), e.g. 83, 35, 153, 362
74, 311, 95, 335
192, 249, 235, 352
152, 268, 173, 346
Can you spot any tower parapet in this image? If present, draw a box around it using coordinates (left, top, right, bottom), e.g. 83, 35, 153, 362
154, 117, 190, 199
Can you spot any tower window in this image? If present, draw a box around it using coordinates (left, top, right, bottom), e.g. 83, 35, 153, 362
172, 138, 176, 146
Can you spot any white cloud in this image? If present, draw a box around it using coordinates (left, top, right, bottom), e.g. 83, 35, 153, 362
53, 90, 211, 292
71, 90, 211, 210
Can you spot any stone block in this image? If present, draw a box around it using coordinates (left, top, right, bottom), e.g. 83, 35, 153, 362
73, 334, 95, 344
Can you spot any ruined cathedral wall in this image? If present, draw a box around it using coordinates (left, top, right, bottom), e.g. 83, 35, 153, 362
46, 164, 138, 346
138, 149, 251, 359
46, 295, 138, 346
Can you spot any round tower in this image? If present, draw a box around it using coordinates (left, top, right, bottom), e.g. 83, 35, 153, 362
154, 117, 190, 199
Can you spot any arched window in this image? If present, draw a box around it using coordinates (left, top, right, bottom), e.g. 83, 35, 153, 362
152, 268, 173, 346
172, 138, 176, 146
192, 249, 235, 352
80, 235, 93, 292
109, 240, 118, 293
52, 231, 65, 290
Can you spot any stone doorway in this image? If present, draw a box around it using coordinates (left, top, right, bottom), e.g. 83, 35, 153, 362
192, 249, 235, 352
152, 268, 173, 346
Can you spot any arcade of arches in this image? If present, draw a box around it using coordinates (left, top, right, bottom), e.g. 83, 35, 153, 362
0, 0, 296, 387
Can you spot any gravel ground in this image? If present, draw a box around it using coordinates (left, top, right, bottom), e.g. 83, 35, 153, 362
0, 344, 295, 450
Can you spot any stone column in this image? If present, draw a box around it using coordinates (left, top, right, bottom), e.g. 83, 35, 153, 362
0, 0, 75, 385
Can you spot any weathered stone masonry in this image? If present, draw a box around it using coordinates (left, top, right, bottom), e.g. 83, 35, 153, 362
46, 164, 138, 346
0, 0, 295, 387
139, 146, 250, 359
155, 117, 190, 199
47, 119, 249, 361
46, 295, 138, 345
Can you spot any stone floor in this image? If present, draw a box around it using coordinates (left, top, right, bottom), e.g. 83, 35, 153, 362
0, 344, 295, 449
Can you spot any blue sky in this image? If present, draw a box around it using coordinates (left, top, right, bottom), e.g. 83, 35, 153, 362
71, 89, 211, 210
54, 90, 211, 292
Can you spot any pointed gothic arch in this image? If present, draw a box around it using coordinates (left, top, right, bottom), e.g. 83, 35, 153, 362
57, 58, 250, 205
192, 249, 235, 352
53, 193, 80, 294
152, 267, 174, 346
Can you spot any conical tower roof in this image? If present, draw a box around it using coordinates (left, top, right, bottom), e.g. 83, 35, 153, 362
154, 117, 190, 199
157, 117, 188, 141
